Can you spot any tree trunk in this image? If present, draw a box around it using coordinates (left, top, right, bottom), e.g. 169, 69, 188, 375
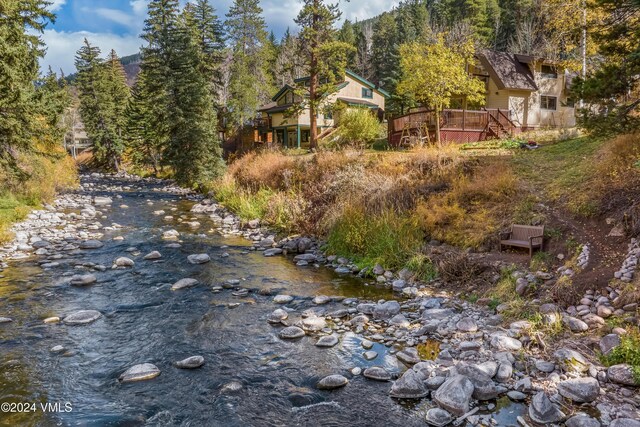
308, 1, 319, 151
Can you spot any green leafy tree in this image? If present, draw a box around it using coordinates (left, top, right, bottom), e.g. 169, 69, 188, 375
397, 36, 486, 144
293, 0, 354, 150
225, 0, 273, 128
335, 108, 382, 148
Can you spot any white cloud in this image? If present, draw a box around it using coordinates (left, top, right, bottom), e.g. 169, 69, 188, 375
94, 8, 136, 28
130, 0, 148, 16
48, 0, 67, 12
40, 29, 142, 74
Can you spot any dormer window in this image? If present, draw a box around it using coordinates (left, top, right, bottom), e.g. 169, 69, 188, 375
541, 65, 558, 79
285, 91, 294, 104
362, 88, 373, 99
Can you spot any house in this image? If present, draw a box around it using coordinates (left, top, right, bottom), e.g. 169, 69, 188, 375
254, 70, 388, 148
474, 50, 576, 129
388, 50, 577, 145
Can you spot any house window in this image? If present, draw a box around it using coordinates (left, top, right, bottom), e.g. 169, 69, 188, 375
540, 95, 557, 110
541, 65, 558, 79
362, 87, 373, 99
285, 92, 294, 104
565, 97, 575, 108
325, 111, 333, 120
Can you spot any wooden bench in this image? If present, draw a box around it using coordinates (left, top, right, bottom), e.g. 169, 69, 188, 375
499, 225, 545, 257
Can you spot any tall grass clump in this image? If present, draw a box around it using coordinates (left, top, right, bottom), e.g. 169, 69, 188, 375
326, 203, 423, 270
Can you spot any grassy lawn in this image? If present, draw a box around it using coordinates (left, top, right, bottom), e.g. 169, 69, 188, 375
510, 136, 604, 215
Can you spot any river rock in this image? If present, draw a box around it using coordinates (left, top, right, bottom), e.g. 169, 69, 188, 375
599, 334, 621, 356
507, 390, 527, 401
0, 317, 13, 323
70, 274, 97, 286
316, 335, 338, 347
564, 316, 589, 332
554, 348, 590, 373
263, 248, 283, 257
114, 257, 134, 267
313, 295, 331, 305
119, 363, 161, 382
490, 334, 522, 351
301, 316, 326, 332
63, 310, 101, 325
187, 253, 210, 264
221, 381, 243, 394
529, 392, 565, 424
279, 326, 305, 339
174, 356, 205, 369
43, 316, 60, 324
273, 294, 294, 304
611, 419, 640, 427
456, 317, 478, 332
433, 375, 474, 416
373, 300, 401, 320
558, 377, 600, 402
425, 408, 453, 427
566, 414, 601, 427
396, 347, 421, 365
607, 364, 638, 386
93, 196, 112, 205
267, 308, 288, 324
390, 368, 429, 398
162, 229, 179, 240
363, 351, 378, 360
79, 239, 103, 249
317, 374, 348, 390
171, 278, 198, 290
143, 251, 162, 260
363, 366, 392, 381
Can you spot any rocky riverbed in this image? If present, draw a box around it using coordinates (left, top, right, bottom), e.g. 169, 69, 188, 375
0, 173, 638, 426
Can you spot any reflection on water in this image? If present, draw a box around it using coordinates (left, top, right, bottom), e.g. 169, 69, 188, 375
0, 177, 525, 426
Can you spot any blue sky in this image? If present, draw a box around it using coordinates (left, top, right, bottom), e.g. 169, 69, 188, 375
41, 0, 398, 75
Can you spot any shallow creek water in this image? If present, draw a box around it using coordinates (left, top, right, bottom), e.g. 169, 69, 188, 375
0, 177, 525, 426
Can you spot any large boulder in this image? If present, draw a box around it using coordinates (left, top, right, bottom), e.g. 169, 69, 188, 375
558, 377, 600, 403
528, 392, 566, 424
433, 375, 474, 416
607, 364, 638, 386
455, 363, 499, 401
554, 348, 590, 373
389, 369, 429, 399
373, 301, 401, 320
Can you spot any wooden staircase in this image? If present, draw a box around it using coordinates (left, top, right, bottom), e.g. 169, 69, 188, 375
483, 109, 516, 140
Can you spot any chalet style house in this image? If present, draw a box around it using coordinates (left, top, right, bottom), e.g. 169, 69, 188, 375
254, 70, 388, 148
389, 50, 577, 145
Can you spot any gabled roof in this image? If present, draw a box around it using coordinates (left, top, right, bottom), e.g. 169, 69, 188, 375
260, 103, 292, 114
271, 84, 295, 102
291, 69, 390, 98
477, 50, 538, 92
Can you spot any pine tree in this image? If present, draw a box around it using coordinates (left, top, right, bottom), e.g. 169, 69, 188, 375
354, 24, 374, 80
182, 0, 225, 102
275, 28, 304, 86
74, 41, 130, 171
0, 0, 55, 166
225, 0, 273, 128
294, 0, 354, 150
338, 20, 357, 70
37, 67, 71, 145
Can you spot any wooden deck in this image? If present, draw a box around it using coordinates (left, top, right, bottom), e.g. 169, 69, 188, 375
388, 108, 518, 146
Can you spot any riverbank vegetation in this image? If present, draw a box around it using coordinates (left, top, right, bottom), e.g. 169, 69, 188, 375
0, 2, 79, 243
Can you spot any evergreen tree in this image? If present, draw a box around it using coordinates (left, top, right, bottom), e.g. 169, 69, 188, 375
372, 13, 408, 113
0, 0, 55, 167
338, 20, 357, 70
74, 40, 129, 171
134, 0, 224, 186
354, 24, 374, 80
37, 67, 72, 145
225, 0, 273, 128
275, 28, 304, 86
182, 0, 225, 102
294, 0, 354, 150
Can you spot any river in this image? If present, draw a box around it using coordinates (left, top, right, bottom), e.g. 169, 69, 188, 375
0, 175, 526, 426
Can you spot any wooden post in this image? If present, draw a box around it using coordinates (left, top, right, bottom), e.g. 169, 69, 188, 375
462, 110, 466, 131
297, 125, 301, 149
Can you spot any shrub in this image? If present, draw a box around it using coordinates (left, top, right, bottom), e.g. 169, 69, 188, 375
405, 254, 437, 281
600, 327, 640, 384
332, 108, 384, 148
436, 252, 482, 283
